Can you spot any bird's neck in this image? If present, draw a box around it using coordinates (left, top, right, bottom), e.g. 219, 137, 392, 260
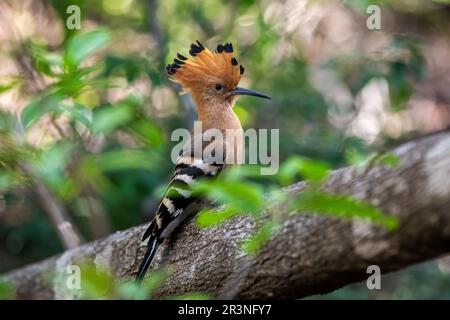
196, 99, 242, 131
193, 96, 244, 166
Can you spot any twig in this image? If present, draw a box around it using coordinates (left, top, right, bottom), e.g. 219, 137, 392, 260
20, 162, 83, 250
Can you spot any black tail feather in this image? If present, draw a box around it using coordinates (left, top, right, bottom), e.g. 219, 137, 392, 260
136, 234, 160, 282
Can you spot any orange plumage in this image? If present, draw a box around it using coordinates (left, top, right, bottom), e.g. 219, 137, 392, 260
167, 41, 244, 96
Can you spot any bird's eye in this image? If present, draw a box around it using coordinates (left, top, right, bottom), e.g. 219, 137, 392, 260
215, 84, 223, 91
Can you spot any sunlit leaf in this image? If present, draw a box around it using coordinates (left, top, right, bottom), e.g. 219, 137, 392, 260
65, 29, 111, 69
40, 142, 73, 171
346, 152, 365, 166
54, 75, 85, 97
0, 279, 14, 300
0, 78, 20, 95
21, 94, 62, 129
117, 269, 167, 300
294, 191, 399, 230
376, 153, 400, 168
222, 165, 266, 181
29, 44, 63, 77
33, 142, 73, 183
0, 110, 15, 133
58, 103, 93, 129
75, 89, 100, 109
166, 293, 211, 300
278, 156, 330, 185
79, 264, 113, 299
130, 118, 163, 147
349, 152, 401, 169
193, 180, 265, 214
196, 207, 241, 228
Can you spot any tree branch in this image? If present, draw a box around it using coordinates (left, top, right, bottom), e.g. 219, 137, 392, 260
4, 131, 450, 299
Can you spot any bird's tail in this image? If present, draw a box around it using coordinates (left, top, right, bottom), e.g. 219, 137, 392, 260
136, 234, 160, 283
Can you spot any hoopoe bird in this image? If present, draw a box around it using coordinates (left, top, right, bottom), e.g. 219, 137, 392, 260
136, 41, 271, 281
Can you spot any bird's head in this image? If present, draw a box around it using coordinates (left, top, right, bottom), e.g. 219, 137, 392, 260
166, 41, 270, 108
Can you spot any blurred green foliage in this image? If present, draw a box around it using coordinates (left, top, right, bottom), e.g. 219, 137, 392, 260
78, 263, 167, 299
1, 26, 169, 270
0, 279, 14, 300
65, 263, 208, 300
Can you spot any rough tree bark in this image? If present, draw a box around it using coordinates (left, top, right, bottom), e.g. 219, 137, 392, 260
4, 131, 450, 299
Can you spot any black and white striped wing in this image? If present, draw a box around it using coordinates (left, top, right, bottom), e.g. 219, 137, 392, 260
141, 155, 223, 242
136, 154, 223, 281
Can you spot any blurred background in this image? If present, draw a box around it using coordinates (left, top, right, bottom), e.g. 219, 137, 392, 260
0, 0, 449, 299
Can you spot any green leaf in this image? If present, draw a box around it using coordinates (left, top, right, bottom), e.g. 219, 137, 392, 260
21, 94, 62, 129
193, 180, 265, 214
241, 221, 279, 255
294, 191, 399, 230
349, 152, 401, 170
0, 171, 16, 191
134, 269, 167, 298
345, 148, 371, 166
222, 164, 266, 181
91, 149, 156, 172
92, 103, 134, 134
31, 142, 77, 198
130, 118, 163, 147
40, 142, 73, 171
33, 142, 73, 183
278, 156, 330, 185
0, 279, 14, 300
196, 207, 240, 228
117, 269, 167, 300
102, 54, 149, 82
58, 104, 93, 129
65, 29, 111, 69
79, 264, 113, 299
166, 293, 212, 300
0, 110, 14, 133
77, 157, 111, 193
0, 78, 20, 95
376, 153, 400, 168
29, 44, 63, 77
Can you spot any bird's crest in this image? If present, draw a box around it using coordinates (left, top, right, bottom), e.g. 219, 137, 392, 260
166, 41, 244, 93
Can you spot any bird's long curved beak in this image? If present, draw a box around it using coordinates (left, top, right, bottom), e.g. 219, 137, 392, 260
231, 87, 271, 99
